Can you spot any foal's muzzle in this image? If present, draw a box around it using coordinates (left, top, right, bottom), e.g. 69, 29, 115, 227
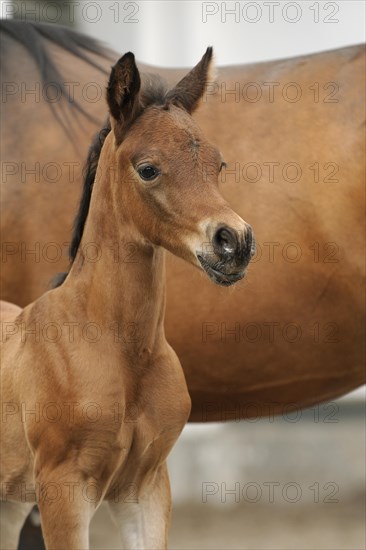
197, 224, 255, 286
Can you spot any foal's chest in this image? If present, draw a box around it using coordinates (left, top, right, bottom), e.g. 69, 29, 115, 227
106, 348, 191, 499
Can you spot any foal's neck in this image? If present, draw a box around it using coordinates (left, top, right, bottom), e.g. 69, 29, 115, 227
64, 138, 166, 351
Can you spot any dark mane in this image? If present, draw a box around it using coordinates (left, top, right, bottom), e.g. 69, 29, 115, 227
53, 74, 169, 288
0, 20, 115, 132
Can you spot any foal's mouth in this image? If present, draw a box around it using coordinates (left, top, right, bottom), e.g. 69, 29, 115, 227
197, 255, 246, 287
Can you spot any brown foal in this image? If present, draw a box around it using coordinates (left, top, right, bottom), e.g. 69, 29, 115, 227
0, 49, 254, 549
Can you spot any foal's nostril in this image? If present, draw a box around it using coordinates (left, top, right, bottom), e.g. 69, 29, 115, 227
214, 227, 238, 256
244, 225, 256, 259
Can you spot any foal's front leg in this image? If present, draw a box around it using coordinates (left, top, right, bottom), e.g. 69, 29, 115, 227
36, 468, 99, 550
108, 462, 171, 550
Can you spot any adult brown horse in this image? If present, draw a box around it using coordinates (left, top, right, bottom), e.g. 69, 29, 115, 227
1, 21, 365, 422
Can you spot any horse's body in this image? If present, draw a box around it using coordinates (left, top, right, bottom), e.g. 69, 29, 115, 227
1, 48, 254, 549
1, 22, 365, 421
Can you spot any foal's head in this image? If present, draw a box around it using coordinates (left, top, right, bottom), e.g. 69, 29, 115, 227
105, 48, 255, 286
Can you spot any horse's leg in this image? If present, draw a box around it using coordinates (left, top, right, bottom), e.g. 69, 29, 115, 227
0, 501, 33, 550
36, 470, 97, 550
108, 463, 171, 550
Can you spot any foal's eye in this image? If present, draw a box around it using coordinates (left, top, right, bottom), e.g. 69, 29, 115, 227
137, 165, 160, 182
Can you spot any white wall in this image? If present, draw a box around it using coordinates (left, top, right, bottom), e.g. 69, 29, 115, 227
1, 1, 364, 64
75, 0, 365, 66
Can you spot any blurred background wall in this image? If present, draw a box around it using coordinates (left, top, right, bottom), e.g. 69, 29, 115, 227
2, 2, 365, 548
3, 0, 365, 65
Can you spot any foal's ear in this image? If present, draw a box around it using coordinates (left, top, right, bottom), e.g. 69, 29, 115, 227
107, 52, 141, 131
165, 47, 214, 114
